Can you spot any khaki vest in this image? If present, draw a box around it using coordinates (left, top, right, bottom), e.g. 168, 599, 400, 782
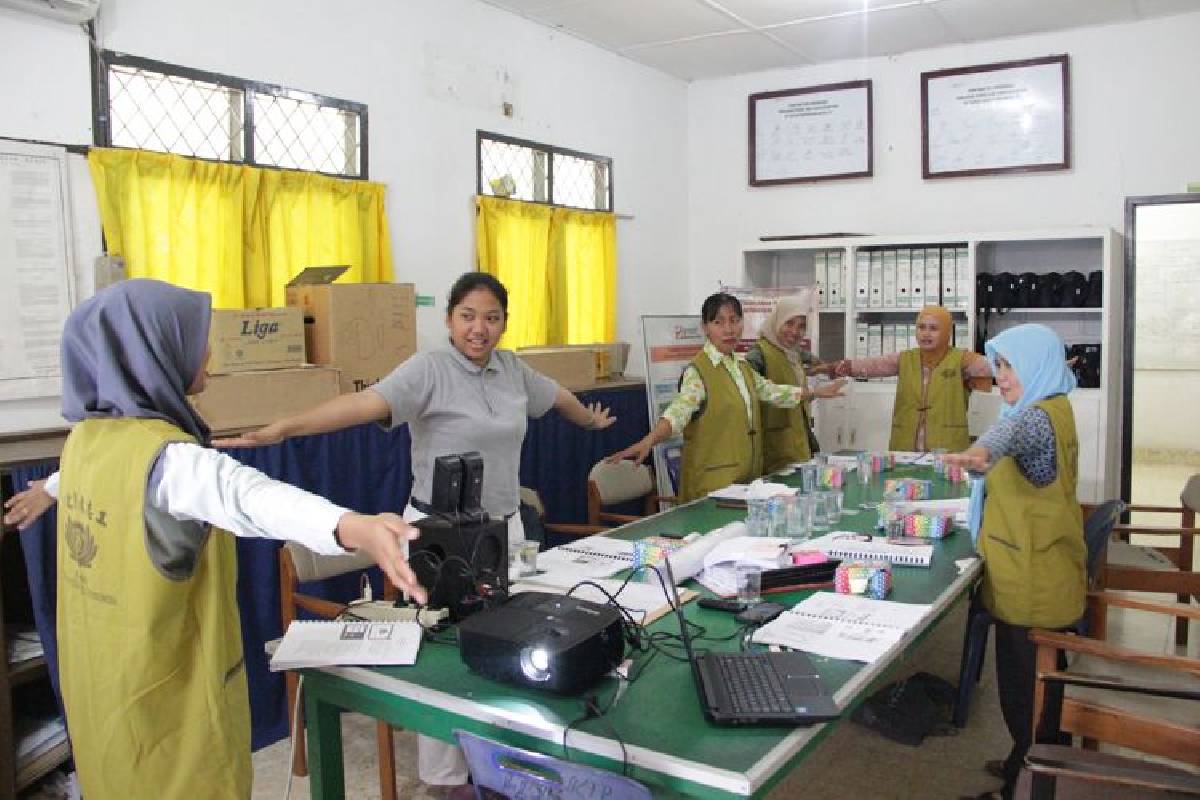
679, 354, 763, 502
757, 337, 813, 472
978, 396, 1086, 628
58, 418, 251, 799
891, 348, 971, 451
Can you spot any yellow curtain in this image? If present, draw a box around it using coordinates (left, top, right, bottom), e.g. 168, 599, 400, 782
247, 169, 392, 307
475, 196, 553, 349
549, 207, 616, 345
88, 149, 257, 308
475, 196, 616, 349
88, 148, 393, 309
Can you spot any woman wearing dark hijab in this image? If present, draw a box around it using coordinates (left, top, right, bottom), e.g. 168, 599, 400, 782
7, 279, 426, 799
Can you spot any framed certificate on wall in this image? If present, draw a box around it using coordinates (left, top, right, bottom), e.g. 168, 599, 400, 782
749, 80, 872, 186
922, 54, 1070, 179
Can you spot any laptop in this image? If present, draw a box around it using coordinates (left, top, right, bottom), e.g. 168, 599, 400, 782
661, 557, 841, 726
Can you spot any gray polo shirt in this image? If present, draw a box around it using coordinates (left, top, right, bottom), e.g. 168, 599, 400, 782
370, 346, 559, 516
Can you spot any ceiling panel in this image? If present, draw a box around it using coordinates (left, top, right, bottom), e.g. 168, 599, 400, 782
527, 0, 740, 49
708, 0, 913, 27
1134, 0, 1200, 17
479, 0, 1200, 80
479, 0, 585, 14
932, 0, 1137, 42
628, 32, 804, 81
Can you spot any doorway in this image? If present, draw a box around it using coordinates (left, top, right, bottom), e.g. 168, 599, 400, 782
1122, 195, 1200, 521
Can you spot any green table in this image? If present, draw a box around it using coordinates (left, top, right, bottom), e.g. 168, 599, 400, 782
302, 464, 981, 798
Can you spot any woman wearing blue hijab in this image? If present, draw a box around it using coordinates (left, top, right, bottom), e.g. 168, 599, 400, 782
947, 324, 1082, 800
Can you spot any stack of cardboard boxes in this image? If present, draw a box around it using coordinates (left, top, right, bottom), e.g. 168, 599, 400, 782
191, 271, 416, 433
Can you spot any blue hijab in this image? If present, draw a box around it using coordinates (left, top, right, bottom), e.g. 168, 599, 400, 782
967, 324, 1076, 541
61, 279, 212, 443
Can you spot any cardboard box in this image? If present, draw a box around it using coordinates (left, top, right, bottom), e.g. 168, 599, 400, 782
191, 365, 340, 432
286, 270, 416, 394
208, 307, 305, 374
517, 346, 609, 389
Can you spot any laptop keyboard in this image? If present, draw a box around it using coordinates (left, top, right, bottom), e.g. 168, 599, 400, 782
712, 654, 792, 714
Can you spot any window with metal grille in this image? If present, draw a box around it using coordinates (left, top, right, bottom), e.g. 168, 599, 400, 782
95, 51, 367, 178
477, 131, 611, 211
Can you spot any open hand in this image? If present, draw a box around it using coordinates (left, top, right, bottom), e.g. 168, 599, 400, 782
605, 438, 653, 465
335, 512, 428, 604
3, 480, 55, 531
587, 402, 617, 431
944, 446, 991, 473
812, 378, 849, 399
212, 422, 288, 449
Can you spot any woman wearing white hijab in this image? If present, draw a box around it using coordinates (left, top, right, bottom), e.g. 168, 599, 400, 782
744, 295, 824, 471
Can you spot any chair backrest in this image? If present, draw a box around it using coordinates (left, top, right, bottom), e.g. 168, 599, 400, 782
1083, 498, 1125, 585
454, 730, 653, 800
519, 486, 545, 519
1181, 474, 1200, 514
588, 460, 654, 506
283, 541, 377, 583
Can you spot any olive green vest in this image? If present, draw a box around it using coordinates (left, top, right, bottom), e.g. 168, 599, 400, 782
679, 354, 764, 502
979, 395, 1085, 628
757, 337, 813, 472
891, 347, 971, 451
58, 418, 251, 799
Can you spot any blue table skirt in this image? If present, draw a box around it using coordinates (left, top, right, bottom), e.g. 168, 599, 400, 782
10, 384, 648, 750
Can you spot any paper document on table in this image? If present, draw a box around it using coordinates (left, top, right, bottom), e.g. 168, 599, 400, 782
511, 578, 696, 625
708, 481, 795, 501
535, 536, 636, 580
891, 451, 933, 465
752, 592, 931, 663
804, 532, 934, 567
270, 619, 421, 670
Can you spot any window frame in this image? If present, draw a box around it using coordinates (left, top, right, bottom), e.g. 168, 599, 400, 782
476, 130, 613, 212
93, 50, 369, 179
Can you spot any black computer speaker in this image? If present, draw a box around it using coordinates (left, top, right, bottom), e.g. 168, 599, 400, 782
409, 516, 508, 621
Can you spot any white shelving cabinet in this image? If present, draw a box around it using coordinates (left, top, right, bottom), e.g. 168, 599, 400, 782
742, 228, 1123, 503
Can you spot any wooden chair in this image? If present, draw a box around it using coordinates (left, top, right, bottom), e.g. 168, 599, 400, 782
1103, 474, 1199, 647
1016, 591, 1200, 799
529, 462, 675, 541
279, 542, 400, 800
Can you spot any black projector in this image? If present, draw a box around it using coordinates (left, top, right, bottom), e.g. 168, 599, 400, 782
458, 591, 625, 695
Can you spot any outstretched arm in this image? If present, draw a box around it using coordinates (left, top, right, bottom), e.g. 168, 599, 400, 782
213, 389, 390, 447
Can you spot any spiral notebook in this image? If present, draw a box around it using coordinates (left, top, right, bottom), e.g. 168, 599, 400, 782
753, 592, 931, 663
269, 619, 422, 671
535, 537, 636, 580
803, 533, 933, 567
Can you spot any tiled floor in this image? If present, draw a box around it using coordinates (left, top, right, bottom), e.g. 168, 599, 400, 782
251, 461, 1198, 800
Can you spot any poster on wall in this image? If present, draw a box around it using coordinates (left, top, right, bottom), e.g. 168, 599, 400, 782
749, 80, 872, 186
922, 54, 1070, 179
0, 140, 77, 401
640, 315, 705, 496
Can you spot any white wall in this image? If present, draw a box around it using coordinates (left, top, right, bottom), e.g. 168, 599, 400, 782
0, 0, 691, 431
685, 12, 1200, 306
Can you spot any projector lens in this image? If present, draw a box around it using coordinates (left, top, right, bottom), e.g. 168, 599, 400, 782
520, 646, 551, 682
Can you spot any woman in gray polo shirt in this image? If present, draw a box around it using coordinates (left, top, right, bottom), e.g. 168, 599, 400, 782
217, 271, 614, 793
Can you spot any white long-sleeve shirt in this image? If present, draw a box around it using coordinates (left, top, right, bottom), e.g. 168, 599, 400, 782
44, 442, 349, 556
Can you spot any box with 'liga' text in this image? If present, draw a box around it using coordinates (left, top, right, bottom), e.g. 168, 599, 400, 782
207, 307, 306, 374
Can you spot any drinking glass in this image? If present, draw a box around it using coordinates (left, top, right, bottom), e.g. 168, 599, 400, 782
736, 564, 763, 606
747, 497, 770, 537
856, 452, 874, 508
812, 490, 832, 532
